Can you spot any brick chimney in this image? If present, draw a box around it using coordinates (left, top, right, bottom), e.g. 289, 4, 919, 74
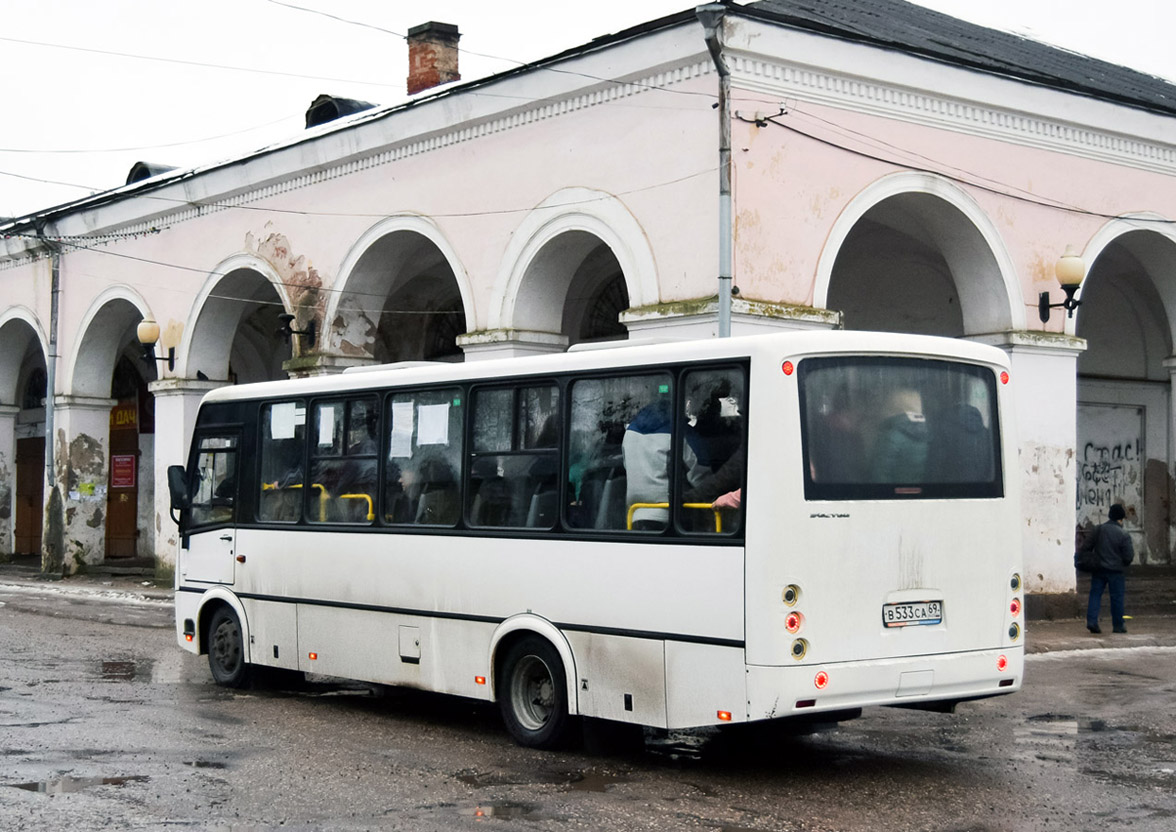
407, 22, 460, 95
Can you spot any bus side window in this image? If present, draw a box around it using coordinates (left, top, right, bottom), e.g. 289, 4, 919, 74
679, 368, 746, 534
566, 374, 670, 532
258, 401, 306, 523
467, 384, 559, 529
386, 387, 464, 527
309, 397, 379, 524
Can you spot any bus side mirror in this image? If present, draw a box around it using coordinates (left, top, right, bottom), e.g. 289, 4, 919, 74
167, 465, 191, 513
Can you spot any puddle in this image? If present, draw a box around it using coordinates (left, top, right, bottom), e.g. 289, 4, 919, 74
97, 659, 154, 682
567, 770, 625, 792
184, 760, 227, 769
1014, 714, 1119, 765
10, 775, 148, 794
457, 801, 548, 820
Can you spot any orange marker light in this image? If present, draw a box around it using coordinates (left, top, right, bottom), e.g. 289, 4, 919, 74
717, 710, 732, 722
781, 360, 795, 376
475, 676, 486, 685
308, 652, 318, 661
996, 654, 1008, 671
1000, 371, 1010, 385
184, 633, 194, 642
814, 670, 829, 689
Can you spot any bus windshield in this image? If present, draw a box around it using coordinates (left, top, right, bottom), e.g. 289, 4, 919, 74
800, 356, 1002, 500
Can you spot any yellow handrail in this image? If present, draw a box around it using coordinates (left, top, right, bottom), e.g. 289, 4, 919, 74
339, 492, 375, 521
625, 502, 723, 532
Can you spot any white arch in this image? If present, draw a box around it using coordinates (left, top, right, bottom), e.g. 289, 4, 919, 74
64, 285, 153, 397
814, 172, 1023, 333
0, 306, 50, 404
489, 188, 659, 330
326, 214, 475, 346
180, 253, 293, 376
1075, 213, 1176, 338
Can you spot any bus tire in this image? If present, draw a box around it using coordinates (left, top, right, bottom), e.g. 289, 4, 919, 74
498, 635, 575, 749
207, 606, 250, 688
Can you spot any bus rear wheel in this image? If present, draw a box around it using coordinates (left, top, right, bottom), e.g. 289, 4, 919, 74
498, 636, 575, 749
207, 607, 250, 688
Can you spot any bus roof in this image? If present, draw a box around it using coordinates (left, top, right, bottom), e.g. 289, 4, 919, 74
199, 330, 1011, 404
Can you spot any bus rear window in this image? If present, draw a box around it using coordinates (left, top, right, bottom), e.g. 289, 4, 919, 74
799, 357, 1002, 500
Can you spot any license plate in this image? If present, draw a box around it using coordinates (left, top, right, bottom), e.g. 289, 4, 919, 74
882, 600, 943, 627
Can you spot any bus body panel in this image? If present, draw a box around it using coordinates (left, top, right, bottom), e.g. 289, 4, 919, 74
745, 645, 1023, 718
565, 632, 667, 727
664, 642, 748, 729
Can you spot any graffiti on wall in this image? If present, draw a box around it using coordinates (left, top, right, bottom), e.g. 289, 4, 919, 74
1076, 404, 1142, 531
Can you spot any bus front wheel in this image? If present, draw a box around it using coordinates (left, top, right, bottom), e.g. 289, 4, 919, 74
207, 606, 250, 688
498, 636, 575, 749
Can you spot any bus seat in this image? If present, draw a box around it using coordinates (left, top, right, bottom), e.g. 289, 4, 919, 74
595, 473, 627, 529
416, 485, 458, 525
525, 488, 558, 528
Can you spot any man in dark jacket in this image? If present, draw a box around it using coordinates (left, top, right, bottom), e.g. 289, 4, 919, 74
1082, 503, 1135, 634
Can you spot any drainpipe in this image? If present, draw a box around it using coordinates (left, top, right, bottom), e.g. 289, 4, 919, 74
696, 3, 732, 338
33, 221, 59, 488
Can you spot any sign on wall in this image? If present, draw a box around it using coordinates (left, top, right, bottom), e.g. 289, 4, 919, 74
1076, 404, 1142, 531
111, 454, 137, 489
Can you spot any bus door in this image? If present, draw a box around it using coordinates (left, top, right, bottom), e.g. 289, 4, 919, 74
181, 432, 240, 585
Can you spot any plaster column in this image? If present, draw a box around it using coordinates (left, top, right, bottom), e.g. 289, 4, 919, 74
0, 405, 18, 555
457, 329, 569, 361
620, 298, 840, 339
45, 395, 116, 574
149, 378, 225, 574
971, 332, 1086, 613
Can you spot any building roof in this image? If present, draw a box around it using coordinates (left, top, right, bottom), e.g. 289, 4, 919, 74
743, 0, 1176, 117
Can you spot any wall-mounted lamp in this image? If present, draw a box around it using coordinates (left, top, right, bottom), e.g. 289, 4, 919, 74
1038, 247, 1086, 323
136, 315, 175, 371
276, 313, 316, 348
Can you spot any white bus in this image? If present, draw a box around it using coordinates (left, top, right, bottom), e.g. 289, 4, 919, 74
168, 331, 1024, 749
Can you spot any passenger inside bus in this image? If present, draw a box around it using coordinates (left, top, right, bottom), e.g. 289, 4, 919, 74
622, 398, 672, 530
870, 388, 929, 483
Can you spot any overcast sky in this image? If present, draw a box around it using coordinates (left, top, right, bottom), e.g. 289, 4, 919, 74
2, 0, 1174, 220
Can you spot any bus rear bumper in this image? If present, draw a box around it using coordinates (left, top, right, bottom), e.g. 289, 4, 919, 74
745, 646, 1023, 720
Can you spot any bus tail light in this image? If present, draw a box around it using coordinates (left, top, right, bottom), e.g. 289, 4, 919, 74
782, 584, 800, 606
791, 639, 808, 660
814, 671, 829, 689
782, 360, 795, 376
1000, 371, 1010, 385
1008, 623, 1020, 641
996, 654, 1008, 671
1009, 598, 1021, 617
785, 612, 804, 633
1010, 573, 1022, 591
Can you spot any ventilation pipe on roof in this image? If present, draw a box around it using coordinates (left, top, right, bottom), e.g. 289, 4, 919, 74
407, 22, 461, 95
125, 162, 177, 185
696, 3, 732, 338
304, 94, 377, 128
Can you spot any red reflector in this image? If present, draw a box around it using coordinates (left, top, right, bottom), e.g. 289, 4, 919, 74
795, 699, 816, 708
1000, 371, 1010, 385
475, 676, 486, 685
996, 654, 1008, 671
308, 652, 318, 661
781, 360, 794, 376
785, 611, 804, 633
1010, 598, 1021, 617
717, 710, 732, 722
814, 671, 829, 689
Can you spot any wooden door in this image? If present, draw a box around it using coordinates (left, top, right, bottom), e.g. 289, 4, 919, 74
106, 401, 140, 558
15, 436, 44, 555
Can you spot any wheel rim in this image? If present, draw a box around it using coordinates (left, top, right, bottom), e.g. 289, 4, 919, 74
510, 654, 555, 732
211, 617, 242, 676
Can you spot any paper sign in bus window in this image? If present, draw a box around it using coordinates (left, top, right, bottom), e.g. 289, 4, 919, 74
318, 405, 335, 447
271, 402, 298, 440
417, 403, 450, 445
391, 401, 414, 458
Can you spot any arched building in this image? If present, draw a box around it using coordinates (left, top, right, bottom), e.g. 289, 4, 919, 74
2, 1, 1175, 613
